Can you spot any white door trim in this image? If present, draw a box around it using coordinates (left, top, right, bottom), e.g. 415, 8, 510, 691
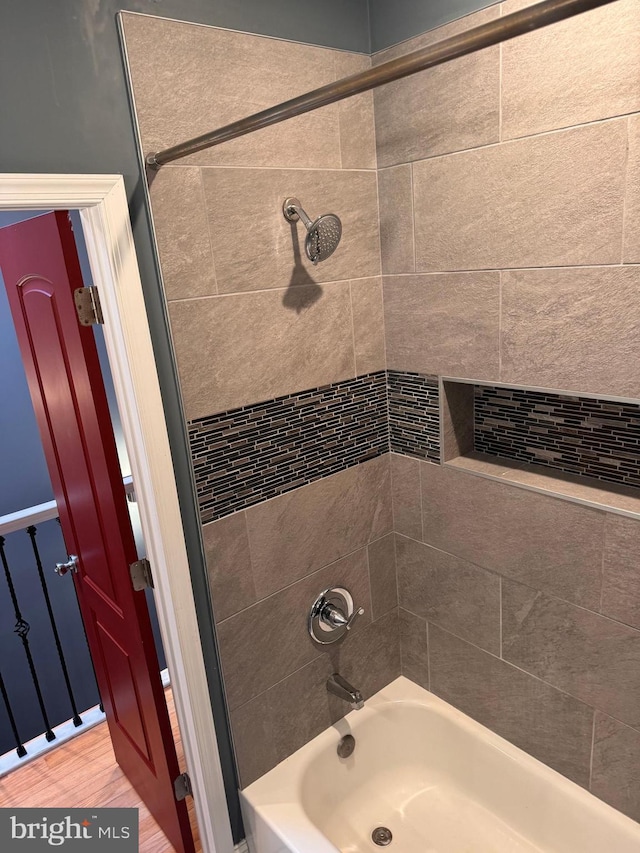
0, 173, 233, 853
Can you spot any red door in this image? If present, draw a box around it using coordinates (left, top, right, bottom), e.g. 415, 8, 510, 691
0, 211, 195, 853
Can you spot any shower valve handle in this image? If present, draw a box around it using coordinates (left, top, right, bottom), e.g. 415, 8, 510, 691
309, 586, 364, 645
321, 600, 364, 631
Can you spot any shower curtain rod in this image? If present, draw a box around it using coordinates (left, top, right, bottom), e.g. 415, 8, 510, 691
146, 0, 619, 169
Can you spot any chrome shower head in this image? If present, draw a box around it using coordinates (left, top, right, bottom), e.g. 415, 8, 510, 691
283, 197, 342, 265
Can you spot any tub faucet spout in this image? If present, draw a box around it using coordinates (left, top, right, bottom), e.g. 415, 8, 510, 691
327, 673, 364, 710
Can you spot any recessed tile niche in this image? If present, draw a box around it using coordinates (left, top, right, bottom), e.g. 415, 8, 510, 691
442, 379, 640, 519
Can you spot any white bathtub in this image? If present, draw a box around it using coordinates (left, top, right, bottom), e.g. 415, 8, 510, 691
240, 676, 640, 852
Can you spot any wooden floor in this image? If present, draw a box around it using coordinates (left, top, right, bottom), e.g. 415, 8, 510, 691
0, 687, 201, 852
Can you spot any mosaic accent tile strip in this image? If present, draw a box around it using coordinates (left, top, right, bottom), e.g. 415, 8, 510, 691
475, 386, 640, 489
189, 372, 389, 522
388, 370, 440, 462
189, 370, 441, 522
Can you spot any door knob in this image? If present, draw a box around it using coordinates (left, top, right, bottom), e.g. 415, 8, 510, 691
55, 555, 78, 576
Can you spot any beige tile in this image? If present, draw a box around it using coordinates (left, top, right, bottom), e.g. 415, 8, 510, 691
327, 609, 401, 701
201, 168, 380, 294
501, 0, 640, 140
121, 13, 343, 169
228, 693, 278, 788
378, 165, 415, 274
502, 579, 640, 729
202, 512, 256, 623
372, 1, 500, 172
334, 52, 377, 170
501, 266, 640, 398
231, 610, 401, 786
399, 608, 429, 690
246, 456, 392, 598
368, 533, 398, 619
390, 453, 422, 541
445, 451, 526, 480
591, 712, 640, 823
148, 166, 216, 300
265, 656, 337, 769
372, 6, 501, 64
396, 535, 500, 654
413, 121, 627, 271
216, 548, 372, 709
602, 515, 640, 630
429, 624, 594, 787
168, 282, 355, 418
383, 273, 500, 379
420, 461, 605, 609
374, 45, 499, 167
624, 116, 640, 263
350, 277, 386, 375
453, 453, 640, 519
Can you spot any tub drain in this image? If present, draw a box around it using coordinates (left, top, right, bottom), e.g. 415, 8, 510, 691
371, 826, 392, 846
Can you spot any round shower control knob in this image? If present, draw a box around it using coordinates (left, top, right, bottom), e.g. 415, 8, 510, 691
308, 586, 364, 645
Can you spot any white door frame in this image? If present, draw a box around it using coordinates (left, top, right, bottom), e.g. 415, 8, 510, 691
0, 173, 233, 853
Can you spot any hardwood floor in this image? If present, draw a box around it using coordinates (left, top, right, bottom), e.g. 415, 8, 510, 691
0, 687, 201, 852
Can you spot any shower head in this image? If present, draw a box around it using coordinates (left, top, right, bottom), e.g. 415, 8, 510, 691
283, 197, 342, 265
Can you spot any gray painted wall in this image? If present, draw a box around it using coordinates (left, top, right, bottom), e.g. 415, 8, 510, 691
369, 0, 500, 52
0, 0, 367, 841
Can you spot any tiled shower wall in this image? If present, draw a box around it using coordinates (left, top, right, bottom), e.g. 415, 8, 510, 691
123, 1, 640, 819
376, 0, 640, 822
120, 13, 401, 789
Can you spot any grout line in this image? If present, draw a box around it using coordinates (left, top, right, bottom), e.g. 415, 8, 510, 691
499, 576, 503, 659
229, 653, 326, 713
410, 162, 417, 272
426, 621, 431, 692
378, 113, 632, 172
365, 539, 374, 620
334, 53, 344, 170
498, 40, 503, 143
599, 515, 607, 614
452, 621, 640, 739
379, 275, 389, 378
498, 269, 503, 379
588, 709, 597, 791
347, 281, 359, 378
433, 621, 629, 727
166, 276, 365, 303
190, 163, 376, 172
376, 262, 636, 277
198, 167, 219, 295
217, 522, 386, 624
620, 117, 631, 265
419, 458, 425, 543
229, 608, 393, 714
392, 528, 400, 614
162, 162, 377, 171
391, 529, 640, 633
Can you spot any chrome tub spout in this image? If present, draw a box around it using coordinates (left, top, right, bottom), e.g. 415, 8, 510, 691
327, 673, 364, 710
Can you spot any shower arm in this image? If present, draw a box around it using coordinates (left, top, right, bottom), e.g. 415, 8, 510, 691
283, 199, 314, 231
145, 0, 620, 169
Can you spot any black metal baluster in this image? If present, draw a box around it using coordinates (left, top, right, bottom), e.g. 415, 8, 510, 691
0, 665, 26, 757
26, 525, 82, 727
0, 535, 55, 741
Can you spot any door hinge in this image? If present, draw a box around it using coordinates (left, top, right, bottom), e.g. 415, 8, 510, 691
74, 286, 104, 326
129, 558, 154, 591
174, 772, 192, 801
